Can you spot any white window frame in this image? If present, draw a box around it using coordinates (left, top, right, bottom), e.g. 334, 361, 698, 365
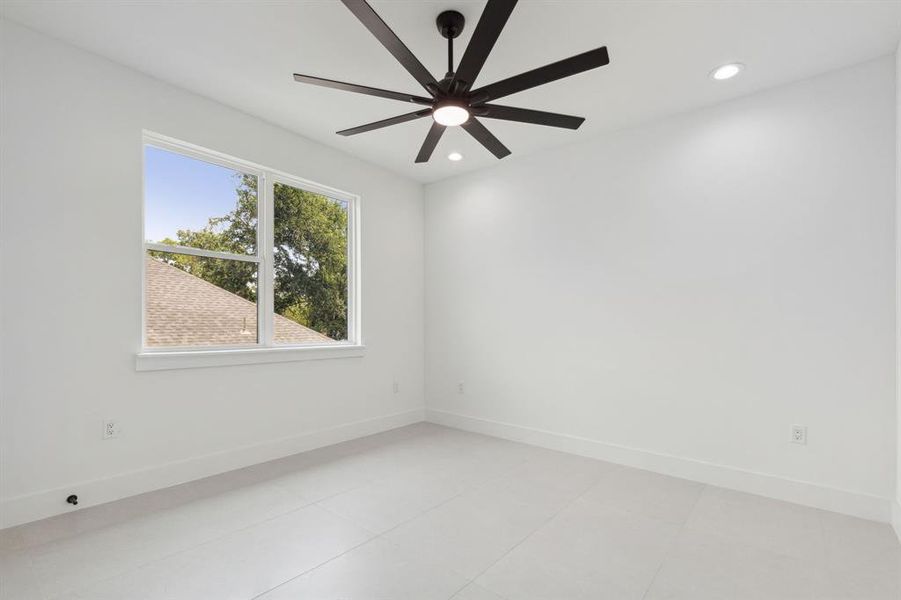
137, 131, 363, 371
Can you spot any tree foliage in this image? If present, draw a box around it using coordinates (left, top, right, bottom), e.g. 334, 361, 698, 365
151, 174, 348, 340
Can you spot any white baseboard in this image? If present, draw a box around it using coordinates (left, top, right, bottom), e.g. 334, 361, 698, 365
5, 407, 891, 530
426, 409, 892, 523
893, 499, 901, 543
1, 408, 425, 529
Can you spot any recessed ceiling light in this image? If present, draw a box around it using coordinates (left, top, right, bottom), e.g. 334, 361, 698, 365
710, 63, 744, 81
448, 152, 463, 161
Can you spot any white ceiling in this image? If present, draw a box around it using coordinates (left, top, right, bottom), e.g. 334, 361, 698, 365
3, 1, 900, 183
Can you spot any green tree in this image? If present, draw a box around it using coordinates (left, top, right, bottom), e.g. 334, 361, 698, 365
272, 182, 348, 340
151, 174, 348, 340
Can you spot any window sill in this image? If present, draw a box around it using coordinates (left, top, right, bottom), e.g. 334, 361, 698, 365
135, 344, 366, 372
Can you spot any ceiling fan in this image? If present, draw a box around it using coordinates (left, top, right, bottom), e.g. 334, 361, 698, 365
293, 0, 610, 163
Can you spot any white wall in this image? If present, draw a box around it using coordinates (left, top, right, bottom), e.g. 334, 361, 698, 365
895, 41, 901, 539
0, 20, 425, 528
425, 57, 897, 521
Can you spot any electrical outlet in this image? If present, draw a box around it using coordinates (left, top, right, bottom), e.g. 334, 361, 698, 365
457, 382, 465, 394
791, 425, 807, 445
103, 419, 121, 440
393, 380, 400, 394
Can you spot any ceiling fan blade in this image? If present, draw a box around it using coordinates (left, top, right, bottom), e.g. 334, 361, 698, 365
469, 46, 609, 104
340, 0, 441, 96
451, 0, 518, 93
475, 104, 584, 129
462, 118, 511, 159
293, 74, 433, 105
415, 122, 446, 163
337, 109, 433, 136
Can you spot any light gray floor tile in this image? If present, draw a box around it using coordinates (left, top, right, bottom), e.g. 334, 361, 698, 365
318, 433, 547, 535
643, 528, 832, 600
30, 482, 306, 598
476, 499, 682, 600
0, 549, 44, 600
818, 511, 901, 599
683, 485, 826, 561
383, 482, 563, 579
318, 467, 473, 534
268, 451, 389, 505
257, 537, 468, 600
451, 582, 507, 600
483, 450, 619, 509
0, 529, 26, 554
56, 505, 371, 600
579, 467, 703, 524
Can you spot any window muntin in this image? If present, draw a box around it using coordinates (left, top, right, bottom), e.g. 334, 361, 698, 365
142, 133, 359, 353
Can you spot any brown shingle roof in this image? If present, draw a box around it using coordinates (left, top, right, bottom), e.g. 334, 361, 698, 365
145, 256, 332, 347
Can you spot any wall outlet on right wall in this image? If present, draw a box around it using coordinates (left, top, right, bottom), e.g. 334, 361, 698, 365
103, 419, 121, 440
791, 425, 807, 445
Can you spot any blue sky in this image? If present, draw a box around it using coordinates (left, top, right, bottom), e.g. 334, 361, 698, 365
144, 146, 252, 243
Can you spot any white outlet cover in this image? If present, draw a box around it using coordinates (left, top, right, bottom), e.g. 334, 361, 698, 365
791, 425, 807, 445
103, 419, 121, 439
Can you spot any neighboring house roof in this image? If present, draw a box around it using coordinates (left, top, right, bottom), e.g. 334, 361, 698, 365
145, 256, 332, 347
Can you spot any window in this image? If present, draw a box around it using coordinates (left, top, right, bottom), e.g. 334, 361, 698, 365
139, 132, 361, 370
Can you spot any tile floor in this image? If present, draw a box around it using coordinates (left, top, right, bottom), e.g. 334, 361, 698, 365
1, 423, 898, 599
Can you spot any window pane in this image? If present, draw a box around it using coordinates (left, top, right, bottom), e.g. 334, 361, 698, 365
145, 251, 258, 347
144, 145, 258, 255
272, 182, 348, 344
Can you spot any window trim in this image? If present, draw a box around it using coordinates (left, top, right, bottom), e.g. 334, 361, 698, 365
138, 131, 363, 370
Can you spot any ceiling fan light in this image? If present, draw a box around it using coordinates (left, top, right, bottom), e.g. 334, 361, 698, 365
433, 104, 470, 127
